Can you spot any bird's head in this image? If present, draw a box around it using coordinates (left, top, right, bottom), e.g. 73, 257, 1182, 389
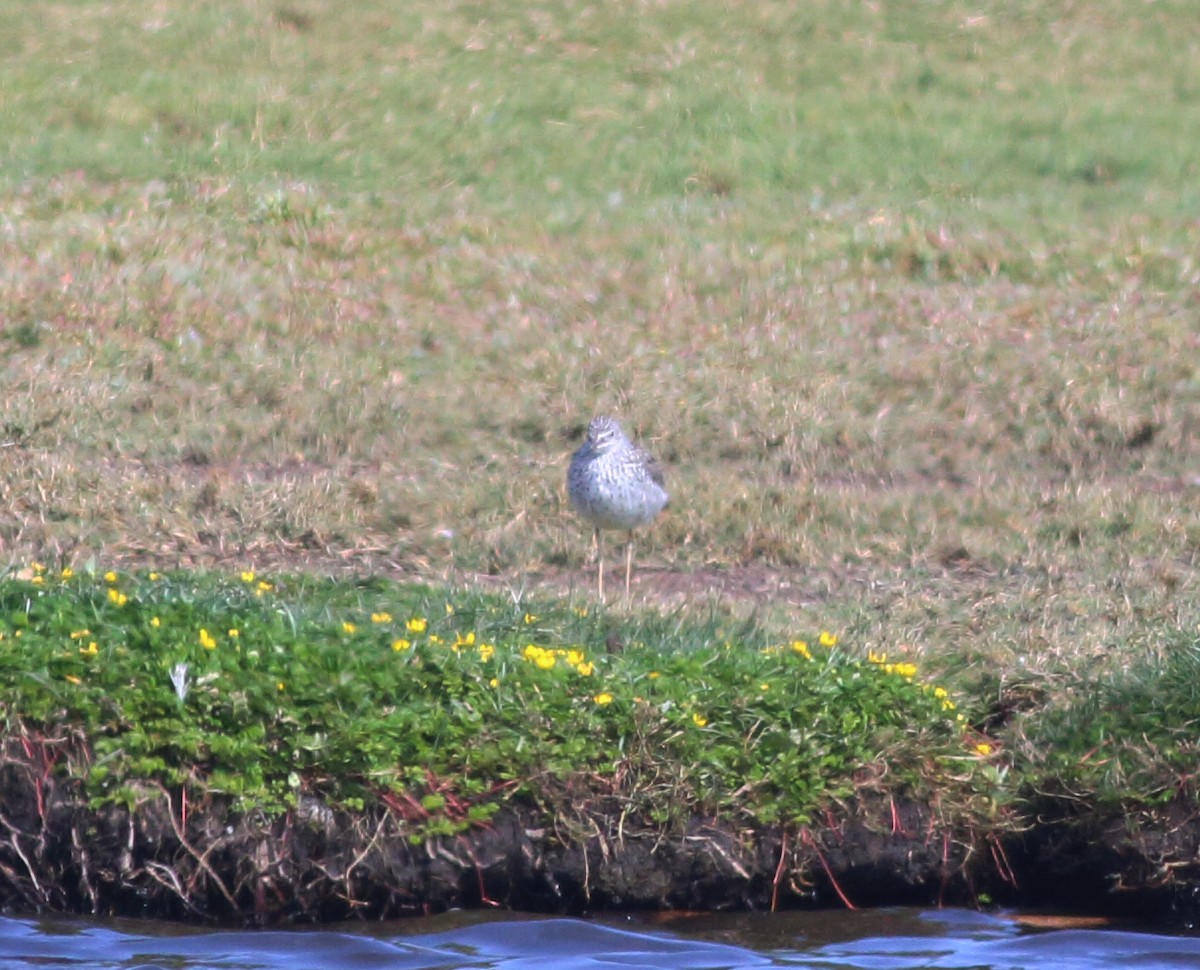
585, 415, 627, 454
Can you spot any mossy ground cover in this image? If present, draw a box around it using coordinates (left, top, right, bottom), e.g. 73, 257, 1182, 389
0, 566, 990, 832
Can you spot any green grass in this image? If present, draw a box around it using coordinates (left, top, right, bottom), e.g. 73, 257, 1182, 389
1, 0, 1200, 819
0, 568, 990, 834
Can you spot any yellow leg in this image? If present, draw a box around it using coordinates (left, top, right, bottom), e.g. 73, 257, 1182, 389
624, 533, 634, 599
594, 528, 605, 603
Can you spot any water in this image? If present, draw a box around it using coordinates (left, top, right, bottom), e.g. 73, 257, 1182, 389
0, 908, 1198, 970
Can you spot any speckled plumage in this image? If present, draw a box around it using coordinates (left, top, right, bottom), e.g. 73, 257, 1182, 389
568, 416, 668, 600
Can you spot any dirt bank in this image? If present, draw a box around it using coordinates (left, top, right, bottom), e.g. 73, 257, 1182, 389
1, 758, 1197, 926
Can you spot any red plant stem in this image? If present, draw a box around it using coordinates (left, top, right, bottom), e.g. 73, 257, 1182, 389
801, 827, 856, 910
771, 829, 789, 912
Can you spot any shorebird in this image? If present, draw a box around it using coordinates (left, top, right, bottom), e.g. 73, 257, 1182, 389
567, 415, 668, 601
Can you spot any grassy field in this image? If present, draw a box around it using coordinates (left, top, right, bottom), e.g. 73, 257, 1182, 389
2, 0, 1200, 805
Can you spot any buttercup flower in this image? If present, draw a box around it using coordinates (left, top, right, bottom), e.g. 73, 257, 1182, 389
371, 612, 393, 624
593, 692, 614, 705
199, 628, 217, 650
819, 631, 838, 647
406, 618, 427, 634
392, 638, 412, 652
692, 712, 709, 727
342, 622, 357, 634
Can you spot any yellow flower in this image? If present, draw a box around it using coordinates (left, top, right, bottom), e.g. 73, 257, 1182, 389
791, 640, 811, 659
257, 580, 273, 592
277, 681, 285, 691
445, 603, 455, 615
760, 682, 770, 692
574, 607, 588, 618
241, 570, 256, 583
933, 686, 948, 699
943, 698, 957, 711
148, 572, 160, 581
593, 692, 614, 705
150, 617, 161, 628
103, 571, 117, 583
371, 612, 393, 624
455, 631, 476, 647
478, 643, 495, 662
60, 567, 74, 580
429, 634, 442, 644
489, 677, 500, 688
342, 621, 357, 634
692, 712, 709, 727
406, 617, 427, 634
31, 576, 44, 586
107, 588, 127, 606
535, 653, 557, 670
199, 628, 217, 650
648, 671, 660, 680
819, 631, 838, 647
69, 629, 90, 640
80, 642, 98, 656
974, 742, 993, 756
65, 674, 82, 685
32, 562, 46, 574
523, 613, 538, 625
565, 649, 586, 666
522, 644, 544, 661
576, 661, 594, 676
228, 629, 239, 638
392, 638, 412, 652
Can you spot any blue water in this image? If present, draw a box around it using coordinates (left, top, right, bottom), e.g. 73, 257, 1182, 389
0, 909, 1198, 970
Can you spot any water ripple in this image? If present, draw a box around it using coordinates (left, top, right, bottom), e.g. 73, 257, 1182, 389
0, 910, 1197, 970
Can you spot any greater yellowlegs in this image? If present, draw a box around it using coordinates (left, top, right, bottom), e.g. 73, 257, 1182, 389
567, 415, 668, 601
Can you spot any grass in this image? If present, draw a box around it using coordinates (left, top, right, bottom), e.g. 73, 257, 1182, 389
1, 0, 1200, 820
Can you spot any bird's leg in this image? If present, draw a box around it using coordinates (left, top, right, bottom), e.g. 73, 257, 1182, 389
594, 528, 605, 603
624, 532, 634, 599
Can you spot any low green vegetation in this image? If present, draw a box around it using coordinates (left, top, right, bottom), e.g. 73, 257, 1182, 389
0, 567, 991, 835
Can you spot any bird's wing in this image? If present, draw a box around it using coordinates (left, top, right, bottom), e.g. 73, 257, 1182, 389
638, 449, 666, 489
